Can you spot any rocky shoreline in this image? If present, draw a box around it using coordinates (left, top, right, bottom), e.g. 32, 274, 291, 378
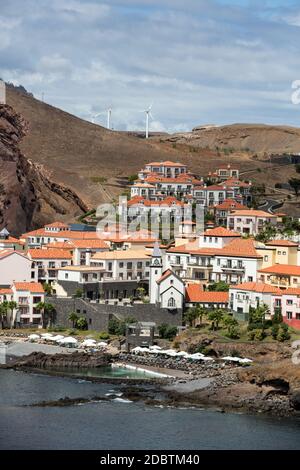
1, 342, 300, 417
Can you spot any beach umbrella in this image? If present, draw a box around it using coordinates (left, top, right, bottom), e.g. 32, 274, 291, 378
28, 334, 40, 341
149, 345, 162, 350
81, 339, 97, 347
176, 351, 189, 357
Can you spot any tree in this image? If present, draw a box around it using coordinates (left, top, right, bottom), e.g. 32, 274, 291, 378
136, 287, 146, 300
272, 308, 283, 325
277, 323, 291, 342
208, 309, 225, 331
184, 306, 207, 327
223, 315, 240, 339
76, 317, 88, 330
158, 323, 178, 340
43, 283, 53, 296
0, 301, 17, 328
68, 311, 79, 328
208, 281, 229, 292
36, 302, 56, 327
74, 288, 83, 298
289, 178, 300, 197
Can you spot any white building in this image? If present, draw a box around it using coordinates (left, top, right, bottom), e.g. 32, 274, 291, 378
0, 282, 45, 327
149, 242, 185, 308
213, 238, 263, 285
90, 250, 151, 282
229, 282, 281, 317
28, 248, 73, 284
0, 250, 32, 287
227, 209, 277, 236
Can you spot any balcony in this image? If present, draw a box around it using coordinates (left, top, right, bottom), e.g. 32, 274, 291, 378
221, 264, 245, 272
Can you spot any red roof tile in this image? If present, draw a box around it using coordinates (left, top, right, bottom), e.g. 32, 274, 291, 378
258, 265, 300, 276
230, 282, 281, 294
186, 284, 228, 303
13, 282, 45, 293
203, 227, 241, 237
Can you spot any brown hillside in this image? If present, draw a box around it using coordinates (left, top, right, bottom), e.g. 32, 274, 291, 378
159, 123, 300, 154
6, 86, 300, 217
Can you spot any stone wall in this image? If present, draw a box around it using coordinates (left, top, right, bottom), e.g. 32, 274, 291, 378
48, 297, 182, 332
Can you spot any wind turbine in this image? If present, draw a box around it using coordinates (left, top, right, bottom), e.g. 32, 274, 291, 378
91, 108, 112, 129
143, 103, 153, 139
91, 112, 102, 124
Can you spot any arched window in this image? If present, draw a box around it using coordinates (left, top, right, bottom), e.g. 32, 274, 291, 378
168, 297, 176, 308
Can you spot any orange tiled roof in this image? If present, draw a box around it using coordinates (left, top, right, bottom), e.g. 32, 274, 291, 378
0, 236, 25, 245
70, 239, 109, 249
157, 269, 173, 284
13, 282, 45, 293
283, 288, 300, 296
203, 227, 241, 237
258, 264, 300, 276
44, 222, 69, 229
214, 199, 247, 211
265, 240, 298, 247
230, 209, 276, 218
146, 161, 186, 167
218, 238, 262, 258
0, 288, 13, 295
220, 178, 251, 188
186, 284, 228, 303
28, 248, 73, 259
230, 282, 281, 294
128, 196, 184, 207
46, 241, 75, 249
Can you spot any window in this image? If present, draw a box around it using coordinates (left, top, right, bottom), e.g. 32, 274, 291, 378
282, 251, 286, 255
264, 255, 268, 262
215, 237, 218, 242
168, 297, 176, 308
296, 313, 300, 320
127, 262, 133, 270
119, 262, 124, 268
286, 299, 293, 305
278, 251, 281, 255
248, 277, 253, 282
65, 273, 69, 279
108, 262, 112, 271
287, 312, 293, 320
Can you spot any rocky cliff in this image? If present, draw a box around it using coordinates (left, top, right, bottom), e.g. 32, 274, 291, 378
0, 104, 88, 236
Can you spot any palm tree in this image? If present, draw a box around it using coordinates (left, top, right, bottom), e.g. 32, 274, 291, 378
208, 309, 225, 331
68, 311, 79, 328
36, 302, 55, 328
7, 301, 17, 328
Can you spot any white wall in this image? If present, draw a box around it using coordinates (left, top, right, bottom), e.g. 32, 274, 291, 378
0, 253, 31, 286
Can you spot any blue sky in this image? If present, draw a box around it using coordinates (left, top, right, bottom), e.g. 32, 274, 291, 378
1, 0, 300, 132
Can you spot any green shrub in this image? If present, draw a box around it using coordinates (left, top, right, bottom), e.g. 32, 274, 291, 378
277, 323, 290, 342
48, 325, 66, 332
271, 324, 279, 340
76, 317, 88, 330
98, 331, 110, 340
158, 323, 178, 340
248, 329, 266, 341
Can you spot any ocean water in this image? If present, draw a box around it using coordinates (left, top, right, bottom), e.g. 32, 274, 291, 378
0, 369, 299, 450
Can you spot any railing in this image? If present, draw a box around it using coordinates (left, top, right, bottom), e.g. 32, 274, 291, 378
221, 264, 245, 272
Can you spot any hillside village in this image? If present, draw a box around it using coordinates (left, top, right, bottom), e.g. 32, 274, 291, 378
0, 159, 300, 339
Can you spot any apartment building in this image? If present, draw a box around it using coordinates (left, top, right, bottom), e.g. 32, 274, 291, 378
0, 282, 45, 327
28, 248, 73, 284
227, 209, 277, 236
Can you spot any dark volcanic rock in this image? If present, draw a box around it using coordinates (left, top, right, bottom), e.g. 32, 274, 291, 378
0, 104, 88, 235
10, 351, 112, 369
